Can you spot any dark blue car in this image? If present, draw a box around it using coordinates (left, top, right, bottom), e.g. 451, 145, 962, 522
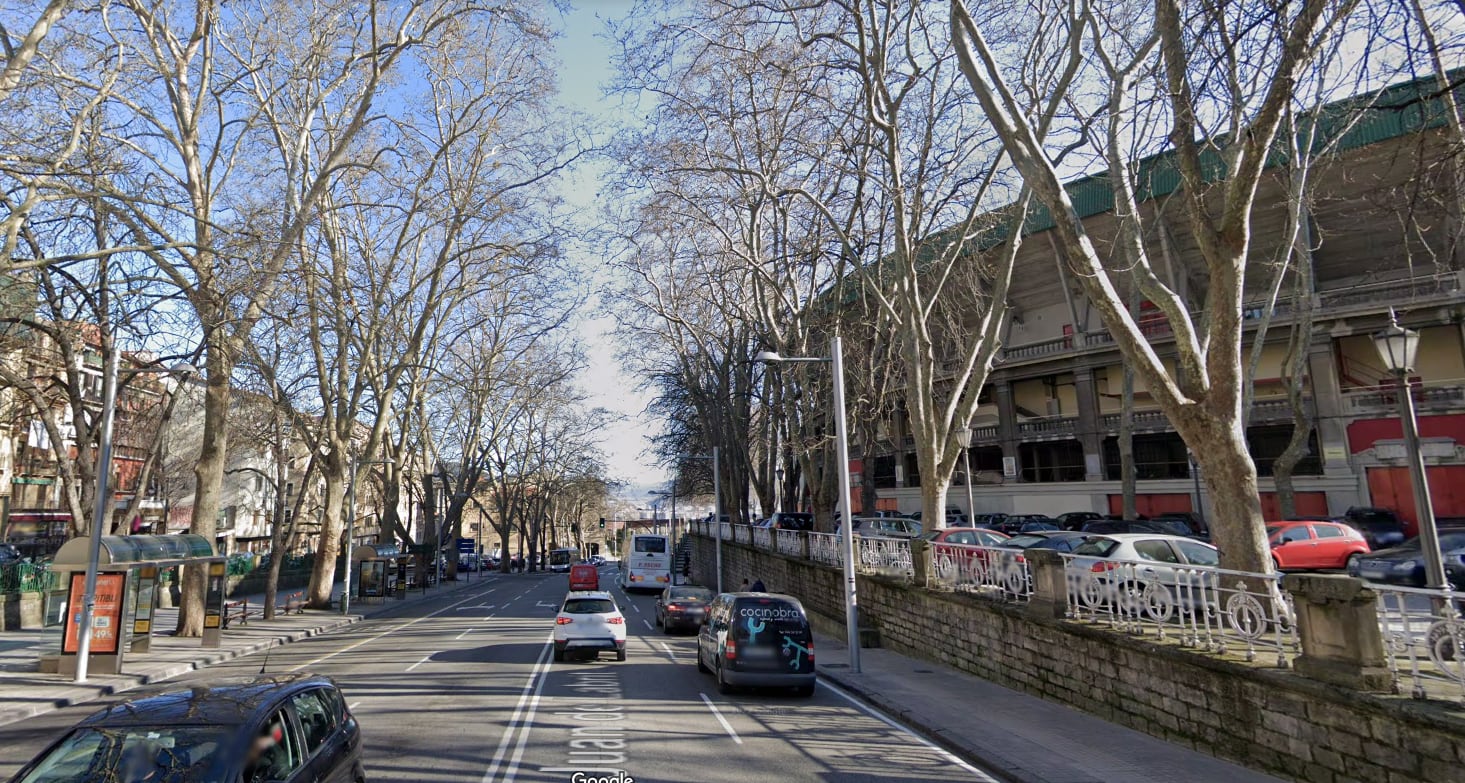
8, 674, 364, 783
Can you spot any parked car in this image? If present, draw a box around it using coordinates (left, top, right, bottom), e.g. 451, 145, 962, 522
994, 515, 1060, 535
997, 531, 1094, 554
1266, 520, 1370, 571
553, 592, 627, 662
1066, 534, 1222, 612
1055, 512, 1102, 531
697, 592, 815, 696
842, 517, 922, 539
1080, 519, 1163, 535
5, 674, 363, 783
0, 543, 23, 564
656, 585, 714, 633
768, 512, 814, 531
1338, 507, 1408, 550
922, 527, 1011, 547
1149, 512, 1209, 539
1348, 530, 1465, 587
969, 513, 1010, 528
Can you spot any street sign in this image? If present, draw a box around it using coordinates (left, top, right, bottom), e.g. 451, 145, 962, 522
457, 538, 475, 554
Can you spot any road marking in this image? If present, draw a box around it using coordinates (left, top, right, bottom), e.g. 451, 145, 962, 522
658, 642, 677, 662
818, 677, 1000, 782
628, 603, 640, 613
456, 628, 476, 640
481, 633, 554, 783
287, 582, 498, 672
453, 604, 497, 611
348, 701, 361, 712
405, 653, 432, 672
698, 693, 742, 745
642, 619, 653, 630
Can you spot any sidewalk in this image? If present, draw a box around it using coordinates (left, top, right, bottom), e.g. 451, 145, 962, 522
0, 575, 489, 728
812, 630, 1285, 783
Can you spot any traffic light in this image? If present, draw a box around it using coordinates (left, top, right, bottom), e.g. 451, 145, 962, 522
598, 517, 606, 529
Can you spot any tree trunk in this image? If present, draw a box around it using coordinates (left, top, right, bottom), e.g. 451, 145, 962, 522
1193, 423, 1271, 574
306, 467, 346, 608
858, 425, 881, 516
1119, 360, 1138, 519
263, 502, 287, 621
177, 340, 232, 637
919, 475, 952, 534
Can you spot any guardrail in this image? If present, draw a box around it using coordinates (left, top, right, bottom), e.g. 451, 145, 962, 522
856, 537, 913, 578
807, 532, 840, 565
1056, 553, 1296, 668
1372, 583, 1465, 702
0, 562, 57, 594
930, 542, 1032, 601
752, 527, 772, 550
775, 529, 803, 557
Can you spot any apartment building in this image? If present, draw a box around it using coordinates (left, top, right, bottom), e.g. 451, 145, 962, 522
863, 76, 1465, 530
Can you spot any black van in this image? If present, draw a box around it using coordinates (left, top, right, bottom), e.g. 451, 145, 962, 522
697, 593, 816, 697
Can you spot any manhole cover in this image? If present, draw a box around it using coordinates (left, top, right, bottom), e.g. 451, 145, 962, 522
822, 663, 850, 669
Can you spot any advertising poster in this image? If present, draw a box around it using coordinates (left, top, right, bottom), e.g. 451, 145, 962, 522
63, 573, 125, 655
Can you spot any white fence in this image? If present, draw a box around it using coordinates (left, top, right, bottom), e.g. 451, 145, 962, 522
1373, 583, 1465, 702
930, 543, 1032, 601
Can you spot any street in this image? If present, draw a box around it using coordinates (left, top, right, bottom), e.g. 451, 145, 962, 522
0, 565, 993, 783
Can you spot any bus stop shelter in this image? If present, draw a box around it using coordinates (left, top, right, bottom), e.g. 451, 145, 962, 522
44, 534, 222, 676
351, 543, 412, 602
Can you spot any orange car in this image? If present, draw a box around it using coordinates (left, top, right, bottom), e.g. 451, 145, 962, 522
569, 563, 600, 591
1267, 520, 1370, 570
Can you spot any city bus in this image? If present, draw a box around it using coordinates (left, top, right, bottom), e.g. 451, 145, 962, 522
619, 533, 671, 591
548, 547, 578, 573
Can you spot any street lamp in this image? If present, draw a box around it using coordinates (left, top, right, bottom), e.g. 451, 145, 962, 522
1372, 309, 1446, 591
74, 360, 198, 683
774, 467, 785, 514
343, 457, 393, 615
954, 428, 974, 528
756, 336, 860, 673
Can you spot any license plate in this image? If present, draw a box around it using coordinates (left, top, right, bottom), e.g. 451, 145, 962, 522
739, 646, 777, 658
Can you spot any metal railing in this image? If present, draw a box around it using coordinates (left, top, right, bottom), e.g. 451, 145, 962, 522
930, 543, 1032, 601
856, 537, 913, 578
732, 524, 751, 545
1372, 583, 1465, 702
1342, 378, 1465, 414
752, 527, 772, 550
719, 522, 731, 541
0, 562, 57, 594
1057, 553, 1297, 668
775, 529, 803, 558
1017, 416, 1078, 437
808, 532, 840, 565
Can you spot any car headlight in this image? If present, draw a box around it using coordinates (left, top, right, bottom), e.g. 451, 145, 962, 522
1393, 560, 1418, 571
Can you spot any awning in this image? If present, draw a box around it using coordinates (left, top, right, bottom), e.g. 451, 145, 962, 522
52, 534, 216, 570
352, 543, 405, 561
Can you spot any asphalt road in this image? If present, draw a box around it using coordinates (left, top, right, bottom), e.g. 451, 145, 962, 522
0, 565, 997, 783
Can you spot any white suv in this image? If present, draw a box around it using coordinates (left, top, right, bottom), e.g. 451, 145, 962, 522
553, 591, 627, 662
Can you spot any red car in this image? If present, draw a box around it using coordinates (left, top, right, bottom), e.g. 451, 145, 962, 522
1266, 520, 1370, 570
569, 563, 600, 591
923, 527, 1013, 580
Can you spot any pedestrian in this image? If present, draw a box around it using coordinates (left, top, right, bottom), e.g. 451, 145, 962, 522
741, 578, 750, 592
751, 578, 765, 592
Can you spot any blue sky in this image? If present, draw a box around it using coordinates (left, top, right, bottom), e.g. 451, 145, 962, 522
553, 1, 665, 496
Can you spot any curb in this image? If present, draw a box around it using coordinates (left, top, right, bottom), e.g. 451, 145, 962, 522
0, 577, 488, 729
817, 665, 1036, 783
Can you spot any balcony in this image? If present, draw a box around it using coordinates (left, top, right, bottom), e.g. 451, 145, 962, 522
1342, 379, 1465, 415
1016, 416, 1079, 438
1100, 409, 1171, 432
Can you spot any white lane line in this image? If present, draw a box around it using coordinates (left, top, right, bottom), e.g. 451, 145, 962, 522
642, 619, 653, 630
347, 702, 361, 712
405, 653, 432, 672
287, 582, 497, 672
503, 637, 554, 783
481, 633, 554, 783
659, 642, 677, 662
818, 677, 1000, 782
629, 603, 640, 613
699, 693, 743, 745
456, 628, 476, 640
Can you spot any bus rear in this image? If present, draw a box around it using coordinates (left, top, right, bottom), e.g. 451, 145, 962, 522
620, 534, 670, 591
549, 548, 577, 573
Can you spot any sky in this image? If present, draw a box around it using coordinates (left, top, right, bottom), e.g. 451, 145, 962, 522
552, 1, 667, 501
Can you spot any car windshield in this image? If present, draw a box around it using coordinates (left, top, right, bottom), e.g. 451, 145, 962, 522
17, 726, 228, 783
563, 598, 616, 614
1072, 538, 1120, 557
1003, 535, 1047, 548
634, 538, 666, 553
668, 588, 711, 601
1265, 526, 1283, 538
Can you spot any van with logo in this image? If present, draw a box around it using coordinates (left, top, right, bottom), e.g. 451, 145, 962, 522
569, 563, 599, 592
696, 593, 815, 697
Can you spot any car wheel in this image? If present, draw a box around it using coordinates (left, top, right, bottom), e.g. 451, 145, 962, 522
794, 683, 815, 698
1346, 552, 1362, 571
617, 649, 627, 662
697, 650, 709, 673
1272, 557, 1283, 573
716, 664, 735, 695
552, 648, 564, 663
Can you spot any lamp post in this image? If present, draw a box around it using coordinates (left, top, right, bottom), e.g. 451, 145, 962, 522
1372, 310, 1447, 591
955, 428, 975, 527
342, 457, 392, 615
74, 360, 197, 683
755, 336, 860, 673
774, 467, 785, 514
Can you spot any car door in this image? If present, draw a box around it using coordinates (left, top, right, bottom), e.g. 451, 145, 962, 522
1272, 525, 1315, 568
244, 707, 309, 783
290, 687, 352, 783
1130, 538, 1185, 590
655, 588, 668, 624
1309, 524, 1351, 568
698, 598, 722, 669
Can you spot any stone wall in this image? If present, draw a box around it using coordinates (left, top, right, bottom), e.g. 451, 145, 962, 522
688, 533, 1465, 783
